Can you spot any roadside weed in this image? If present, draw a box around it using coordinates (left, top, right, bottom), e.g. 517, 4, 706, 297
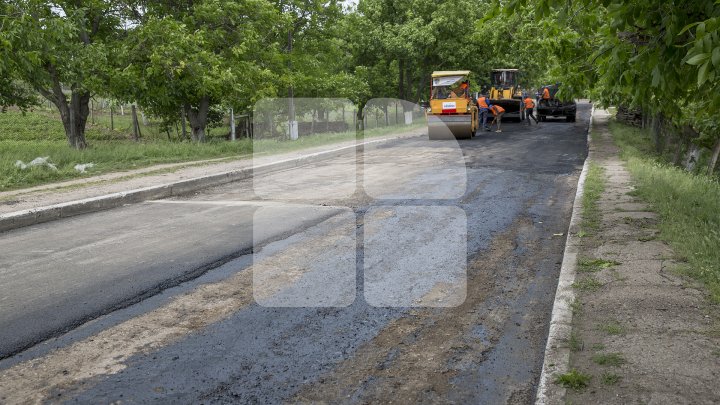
601, 372, 622, 385
568, 332, 583, 352
580, 163, 606, 234
578, 258, 620, 273
598, 321, 626, 335
555, 370, 591, 390
573, 276, 604, 291
592, 352, 627, 367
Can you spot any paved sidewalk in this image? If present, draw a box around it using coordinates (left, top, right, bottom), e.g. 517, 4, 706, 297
563, 110, 720, 404
0, 129, 424, 217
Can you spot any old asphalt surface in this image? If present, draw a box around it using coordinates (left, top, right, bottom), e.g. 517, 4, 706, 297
0, 103, 589, 404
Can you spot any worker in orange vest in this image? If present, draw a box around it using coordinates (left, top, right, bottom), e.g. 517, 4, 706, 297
524, 95, 538, 125
490, 104, 505, 133
477, 94, 492, 132
541, 86, 551, 107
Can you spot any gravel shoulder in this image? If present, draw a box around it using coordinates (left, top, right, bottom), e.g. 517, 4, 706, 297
563, 110, 720, 404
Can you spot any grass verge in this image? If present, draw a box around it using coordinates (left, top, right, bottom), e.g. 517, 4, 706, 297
580, 162, 606, 235
0, 109, 424, 191
610, 121, 720, 302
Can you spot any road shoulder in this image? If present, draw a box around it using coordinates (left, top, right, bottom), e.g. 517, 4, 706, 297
541, 109, 720, 404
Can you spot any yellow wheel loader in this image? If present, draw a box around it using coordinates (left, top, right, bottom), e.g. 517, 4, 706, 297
427, 70, 478, 140
488, 69, 523, 120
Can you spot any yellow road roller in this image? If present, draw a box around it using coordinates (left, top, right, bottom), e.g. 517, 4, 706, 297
427, 70, 478, 140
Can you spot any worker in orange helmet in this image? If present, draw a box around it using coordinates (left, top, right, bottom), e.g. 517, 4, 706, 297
489, 104, 505, 133
523, 94, 538, 125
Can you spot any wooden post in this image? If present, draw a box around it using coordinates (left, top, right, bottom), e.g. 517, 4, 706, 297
131, 105, 141, 141
110, 106, 114, 131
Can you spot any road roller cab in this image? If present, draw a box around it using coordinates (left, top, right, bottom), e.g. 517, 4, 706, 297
427, 71, 478, 140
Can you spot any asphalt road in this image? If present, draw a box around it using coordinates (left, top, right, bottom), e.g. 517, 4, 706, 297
0, 103, 589, 404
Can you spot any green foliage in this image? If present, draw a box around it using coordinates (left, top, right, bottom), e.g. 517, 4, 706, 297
501, 0, 720, 147
116, 0, 283, 127
578, 258, 621, 273
555, 369, 591, 390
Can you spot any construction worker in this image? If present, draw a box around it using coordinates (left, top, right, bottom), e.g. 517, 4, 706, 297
459, 81, 469, 98
477, 94, 492, 132
490, 104, 505, 132
524, 95, 538, 125
541, 86, 551, 107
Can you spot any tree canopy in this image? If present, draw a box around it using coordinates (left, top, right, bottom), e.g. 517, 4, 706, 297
0, 0, 717, 162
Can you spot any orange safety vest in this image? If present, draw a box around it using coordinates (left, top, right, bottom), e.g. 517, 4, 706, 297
524, 97, 535, 109
477, 97, 489, 109
542, 88, 550, 99
491, 105, 505, 115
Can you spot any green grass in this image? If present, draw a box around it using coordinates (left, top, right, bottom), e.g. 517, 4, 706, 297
572, 275, 604, 291
601, 372, 622, 385
592, 352, 627, 367
0, 109, 424, 191
598, 320, 626, 335
610, 121, 720, 302
580, 163, 606, 235
555, 369, 591, 390
578, 258, 621, 273
567, 332, 584, 352
570, 298, 583, 316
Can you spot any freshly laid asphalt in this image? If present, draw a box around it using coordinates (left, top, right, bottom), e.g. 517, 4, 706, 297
0, 104, 589, 403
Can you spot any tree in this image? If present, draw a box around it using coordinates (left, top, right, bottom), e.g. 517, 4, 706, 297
0, 0, 120, 149
498, 0, 720, 171
117, 0, 284, 142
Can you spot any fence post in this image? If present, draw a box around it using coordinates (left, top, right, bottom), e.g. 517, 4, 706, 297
230, 108, 236, 141
131, 105, 141, 141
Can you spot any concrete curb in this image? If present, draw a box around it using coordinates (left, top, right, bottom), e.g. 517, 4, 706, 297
534, 105, 594, 404
0, 135, 419, 233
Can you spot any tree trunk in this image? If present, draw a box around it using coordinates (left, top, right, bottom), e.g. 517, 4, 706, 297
184, 97, 210, 142
180, 108, 188, 140
54, 90, 90, 150
110, 106, 114, 131
684, 143, 701, 172
708, 137, 720, 176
